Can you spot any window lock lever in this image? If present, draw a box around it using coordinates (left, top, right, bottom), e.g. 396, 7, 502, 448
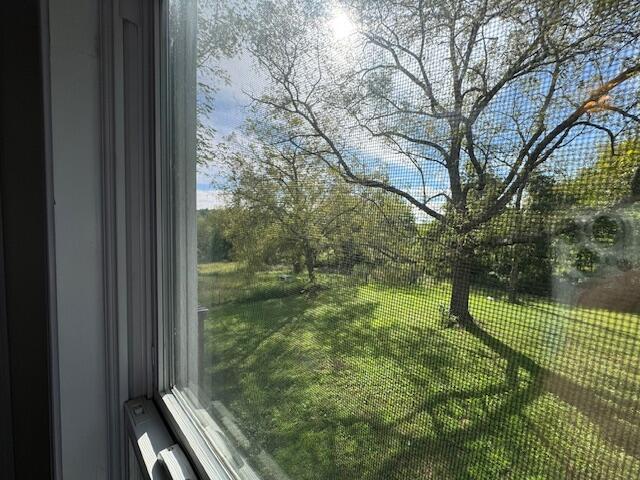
157, 444, 197, 480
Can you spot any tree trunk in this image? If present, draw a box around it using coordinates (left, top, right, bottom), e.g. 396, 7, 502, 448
507, 250, 520, 303
508, 186, 525, 303
292, 257, 303, 274
303, 241, 316, 283
449, 248, 473, 326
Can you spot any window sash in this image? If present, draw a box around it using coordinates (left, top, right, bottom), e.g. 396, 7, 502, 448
153, 1, 244, 478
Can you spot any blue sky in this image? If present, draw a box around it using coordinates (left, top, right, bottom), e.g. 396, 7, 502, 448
196, 53, 260, 209
195, 50, 452, 217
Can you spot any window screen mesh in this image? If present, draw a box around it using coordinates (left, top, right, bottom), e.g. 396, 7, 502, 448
172, 0, 640, 478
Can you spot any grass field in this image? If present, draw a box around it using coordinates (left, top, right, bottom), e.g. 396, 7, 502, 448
197, 262, 640, 480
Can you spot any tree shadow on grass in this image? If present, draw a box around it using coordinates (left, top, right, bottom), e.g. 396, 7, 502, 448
305, 295, 545, 477
204, 292, 314, 396
288, 291, 547, 478
204, 285, 381, 401
368, 377, 546, 479
464, 320, 640, 459
202, 277, 640, 478
310, 291, 640, 477
204, 287, 384, 478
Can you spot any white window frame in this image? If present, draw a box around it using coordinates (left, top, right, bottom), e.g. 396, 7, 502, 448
98, 0, 252, 476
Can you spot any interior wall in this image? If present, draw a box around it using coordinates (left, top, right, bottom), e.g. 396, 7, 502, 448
48, 0, 109, 477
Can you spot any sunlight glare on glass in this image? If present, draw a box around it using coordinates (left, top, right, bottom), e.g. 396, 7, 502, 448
329, 7, 355, 40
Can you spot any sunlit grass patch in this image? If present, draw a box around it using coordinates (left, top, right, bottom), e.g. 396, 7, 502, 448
198, 262, 640, 480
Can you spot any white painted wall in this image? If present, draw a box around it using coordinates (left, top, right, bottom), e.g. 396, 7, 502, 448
48, 0, 109, 478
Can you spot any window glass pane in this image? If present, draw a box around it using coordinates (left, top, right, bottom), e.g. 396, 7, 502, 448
167, 1, 640, 478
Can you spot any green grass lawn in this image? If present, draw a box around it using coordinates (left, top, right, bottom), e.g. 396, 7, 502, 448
197, 262, 640, 480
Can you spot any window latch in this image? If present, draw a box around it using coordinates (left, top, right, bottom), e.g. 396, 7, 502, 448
158, 444, 196, 480
125, 398, 198, 479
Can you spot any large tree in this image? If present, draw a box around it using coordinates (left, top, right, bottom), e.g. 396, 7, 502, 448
219, 121, 363, 282
242, 0, 640, 324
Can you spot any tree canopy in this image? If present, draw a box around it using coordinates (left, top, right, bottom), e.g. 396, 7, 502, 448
233, 0, 640, 321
